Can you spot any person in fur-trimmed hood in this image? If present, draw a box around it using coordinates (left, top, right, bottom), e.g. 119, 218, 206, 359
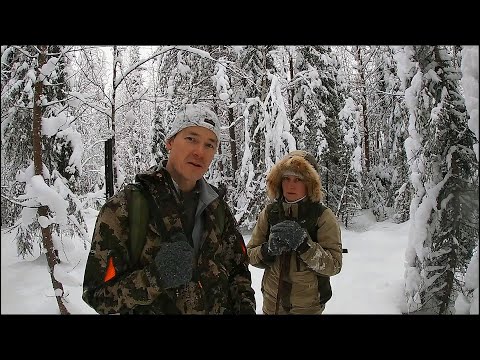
247, 150, 342, 314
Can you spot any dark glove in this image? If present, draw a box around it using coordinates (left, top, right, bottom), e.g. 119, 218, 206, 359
266, 233, 290, 256
260, 242, 275, 262
153, 232, 194, 289
270, 220, 308, 251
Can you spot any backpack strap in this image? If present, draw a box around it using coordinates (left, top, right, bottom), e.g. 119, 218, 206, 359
125, 183, 150, 267
308, 202, 332, 305
125, 180, 173, 267
301, 201, 326, 240
266, 200, 326, 240
209, 183, 227, 234
265, 200, 292, 313
265, 201, 282, 237
125, 180, 227, 268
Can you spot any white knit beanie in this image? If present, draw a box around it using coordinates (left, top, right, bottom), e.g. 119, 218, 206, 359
166, 103, 221, 142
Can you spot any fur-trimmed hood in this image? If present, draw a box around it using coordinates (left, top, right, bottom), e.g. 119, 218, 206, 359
266, 150, 323, 202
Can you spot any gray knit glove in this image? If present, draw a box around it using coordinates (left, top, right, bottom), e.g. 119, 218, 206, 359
270, 220, 308, 251
153, 232, 194, 289
267, 234, 290, 256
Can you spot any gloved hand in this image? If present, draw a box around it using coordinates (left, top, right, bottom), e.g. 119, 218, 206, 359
153, 232, 194, 289
266, 234, 290, 256
260, 242, 274, 261
270, 220, 308, 251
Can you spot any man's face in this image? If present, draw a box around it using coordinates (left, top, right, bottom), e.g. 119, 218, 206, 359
166, 126, 218, 188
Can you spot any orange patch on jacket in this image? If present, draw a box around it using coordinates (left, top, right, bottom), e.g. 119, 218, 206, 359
239, 239, 247, 256
104, 256, 116, 282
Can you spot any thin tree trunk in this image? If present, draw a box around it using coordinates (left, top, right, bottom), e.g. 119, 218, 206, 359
228, 107, 237, 172
32, 45, 69, 315
354, 47, 370, 172
105, 137, 113, 198
212, 102, 225, 175
111, 47, 118, 194
288, 50, 295, 117
217, 138, 224, 173
105, 46, 118, 199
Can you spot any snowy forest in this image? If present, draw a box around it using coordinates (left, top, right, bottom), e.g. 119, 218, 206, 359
1, 45, 478, 315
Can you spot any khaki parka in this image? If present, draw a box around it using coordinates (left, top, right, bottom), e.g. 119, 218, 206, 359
246, 150, 342, 314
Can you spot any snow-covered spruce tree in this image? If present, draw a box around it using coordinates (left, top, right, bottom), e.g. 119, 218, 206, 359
351, 46, 371, 175
338, 97, 363, 227
12, 45, 75, 313
41, 47, 79, 187
380, 46, 413, 224
1, 45, 38, 228
290, 46, 344, 211
348, 46, 389, 221
263, 69, 296, 172
2, 46, 88, 258
234, 46, 280, 228
208, 47, 240, 203
149, 105, 168, 167
454, 45, 479, 314
460, 45, 479, 163
455, 244, 479, 314
364, 46, 412, 221
147, 47, 171, 167
199, 45, 241, 194
349, 46, 387, 219
400, 45, 478, 314
36, 46, 89, 249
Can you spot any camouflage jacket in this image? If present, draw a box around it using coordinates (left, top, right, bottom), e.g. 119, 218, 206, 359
82, 163, 256, 314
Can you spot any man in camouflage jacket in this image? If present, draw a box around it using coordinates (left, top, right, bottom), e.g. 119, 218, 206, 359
82, 104, 256, 314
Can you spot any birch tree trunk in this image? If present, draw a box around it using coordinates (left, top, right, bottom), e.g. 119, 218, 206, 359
32, 45, 70, 315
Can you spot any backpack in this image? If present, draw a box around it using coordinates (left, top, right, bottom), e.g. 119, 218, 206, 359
266, 200, 333, 306
124, 183, 150, 266
124, 183, 226, 267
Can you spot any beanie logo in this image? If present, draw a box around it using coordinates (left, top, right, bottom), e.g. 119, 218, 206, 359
204, 118, 215, 127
